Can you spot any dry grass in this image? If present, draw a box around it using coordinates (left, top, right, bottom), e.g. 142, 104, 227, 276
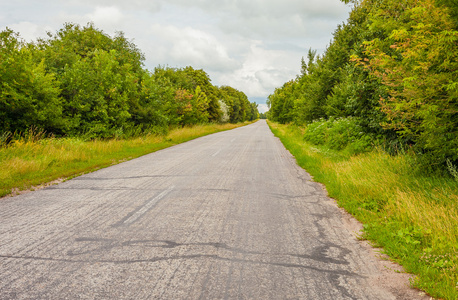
328, 150, 458, 247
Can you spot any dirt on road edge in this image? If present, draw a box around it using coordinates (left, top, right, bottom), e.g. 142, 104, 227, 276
332, 190, 434, 300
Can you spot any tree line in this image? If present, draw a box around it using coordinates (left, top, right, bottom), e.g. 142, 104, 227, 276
267, 0, 457, 168
0, 23, 259, 139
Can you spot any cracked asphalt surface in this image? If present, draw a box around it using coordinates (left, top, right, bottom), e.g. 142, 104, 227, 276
0, 120, 416, 299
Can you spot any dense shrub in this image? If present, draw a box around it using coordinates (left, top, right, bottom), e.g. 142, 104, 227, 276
303, 117, 375, 155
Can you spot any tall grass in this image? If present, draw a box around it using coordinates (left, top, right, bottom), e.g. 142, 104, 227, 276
0, 122, 251, 198
268, 121, 458, 300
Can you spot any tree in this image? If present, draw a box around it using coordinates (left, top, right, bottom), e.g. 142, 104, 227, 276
0, 29, 63, 134
182, 67, 221, 122
131, 71, 169, 131
37, 23, 146, 137
219, 86, 251, 123
267, 80, 297, 123
60, 49, 138, 137
361, 0, 458, 162
152, 66, 221, 125
249, 102, 260, 121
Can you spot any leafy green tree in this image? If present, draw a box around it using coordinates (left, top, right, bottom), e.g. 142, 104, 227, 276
152, 66, 221, 125
219, 86, 251, 123
173, 88, 194, 125
0, 29, 63, 133
39, 23, 144, 76
191, 86, 210, 123
182, 67, 221, 122
131, 72, 169, 131
37, 23, 146, 137
361, 0, 458, 162
267, 80, 297, 123
294, 50, 328, 123
249, 102, 260, 121
59, 49, 135, 137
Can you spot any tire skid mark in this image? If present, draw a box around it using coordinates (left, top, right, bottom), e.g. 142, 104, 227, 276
11, 191, 115, 255
122, 186, 175, 226
0, 253, 360, 276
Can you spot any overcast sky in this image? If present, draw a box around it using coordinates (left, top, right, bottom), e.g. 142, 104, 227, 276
1, 0, 351, 112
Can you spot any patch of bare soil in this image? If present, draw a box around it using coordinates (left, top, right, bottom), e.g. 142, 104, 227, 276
2, 178, 65, 200
339, 207, 434, 300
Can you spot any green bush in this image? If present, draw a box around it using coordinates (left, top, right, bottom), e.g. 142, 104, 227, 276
303, 117, 375, 155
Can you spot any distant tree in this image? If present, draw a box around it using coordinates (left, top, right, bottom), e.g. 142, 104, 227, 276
249, 102, 260, 121
267, 80, 298, 123
182, 67, 221, 122
219, 86, 251, 123
152, 66, 222, 125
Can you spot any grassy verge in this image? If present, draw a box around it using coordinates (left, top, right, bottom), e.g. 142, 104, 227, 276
0, 122, 253, 198
268, 121, 458, 300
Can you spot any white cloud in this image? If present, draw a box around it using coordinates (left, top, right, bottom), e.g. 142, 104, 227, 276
258, 104, 269, 113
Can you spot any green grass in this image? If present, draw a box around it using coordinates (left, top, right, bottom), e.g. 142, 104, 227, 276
0, 122, 252, 198
268, 121, 458, 300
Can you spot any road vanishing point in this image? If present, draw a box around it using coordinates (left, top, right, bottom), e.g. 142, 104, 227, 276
0, 120, 422, 299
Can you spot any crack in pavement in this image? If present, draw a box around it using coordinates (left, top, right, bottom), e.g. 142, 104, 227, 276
0, 254, 359, 277
1, 237, 357, 279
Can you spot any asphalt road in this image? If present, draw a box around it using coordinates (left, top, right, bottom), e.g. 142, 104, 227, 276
0, 120, 416, 299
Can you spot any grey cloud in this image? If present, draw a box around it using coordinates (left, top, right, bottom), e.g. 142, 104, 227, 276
149, 24, 243, 72
68, 0, 162, 13
86, 6, 124, 25
166, 0, 348, 19
234, 0, 348, 19
1, 0, 351, 105
263, 41, 307, 52
255, 68, 296, 90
